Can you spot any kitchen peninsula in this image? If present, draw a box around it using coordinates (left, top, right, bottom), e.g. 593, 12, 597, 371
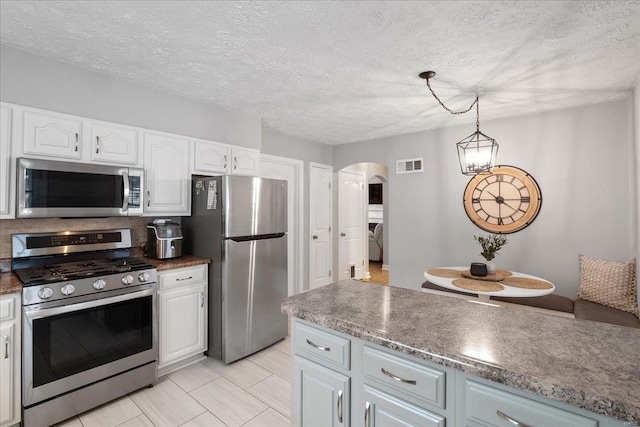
282, 280, 639, 426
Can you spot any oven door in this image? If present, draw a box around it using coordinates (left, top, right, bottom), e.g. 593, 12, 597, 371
22, 285, 157, 407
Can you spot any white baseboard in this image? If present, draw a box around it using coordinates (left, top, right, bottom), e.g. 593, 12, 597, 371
381, 264, 389, 271
364, 271, 371, 279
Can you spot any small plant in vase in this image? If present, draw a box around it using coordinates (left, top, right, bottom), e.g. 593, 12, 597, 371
474, 234, 508, 275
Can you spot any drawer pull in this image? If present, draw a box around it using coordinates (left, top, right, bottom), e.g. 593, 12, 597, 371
3, 336, 8, 359
176, 276, 193, 282
306, 338, 330, 352
364, 401, 371, 427
497, 410, 534, 427
381, 368, 417, 385
337, 389, 343, 423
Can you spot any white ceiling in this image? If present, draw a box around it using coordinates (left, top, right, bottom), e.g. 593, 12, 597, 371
1, 1, 640, 145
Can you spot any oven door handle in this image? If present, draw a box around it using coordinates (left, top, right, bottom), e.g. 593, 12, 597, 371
24, 287, 155, 320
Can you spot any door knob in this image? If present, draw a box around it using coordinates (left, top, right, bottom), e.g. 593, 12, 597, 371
341, 232, 346, 237
312, 235, 318, 239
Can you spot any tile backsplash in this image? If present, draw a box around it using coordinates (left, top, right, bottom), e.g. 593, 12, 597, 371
0, 217, 160, 259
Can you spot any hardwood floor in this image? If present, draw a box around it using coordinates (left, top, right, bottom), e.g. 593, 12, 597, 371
362, 261, 388, 286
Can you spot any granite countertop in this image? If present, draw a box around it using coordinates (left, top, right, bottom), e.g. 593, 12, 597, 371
0, 254, 211, 296
282, 280, 640, 424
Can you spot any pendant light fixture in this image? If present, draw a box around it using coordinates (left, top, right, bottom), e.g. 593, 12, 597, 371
419, 71, 498, 176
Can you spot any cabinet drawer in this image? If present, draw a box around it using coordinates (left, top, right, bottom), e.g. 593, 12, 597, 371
159, 265, 207, 289
464, 380, 598, 427
363, 346, 446, 409
294, 321, 351, 370
0, 295, 16, 321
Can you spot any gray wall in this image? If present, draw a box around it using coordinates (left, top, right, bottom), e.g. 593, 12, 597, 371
634, 79, 640, 309
0, 45, 261, 148
334, 98, 636, 298
261, 126, 333, 291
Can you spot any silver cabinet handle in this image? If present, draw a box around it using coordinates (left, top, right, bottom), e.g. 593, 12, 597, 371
96, 136, 100, 154
306, 338, 330, 352
337, 390, 343, 423
147, 190, 150, 207
201, 291, 205, 307
74, 132, 79, 152
3, 336, 8, 359
364, 401, 370, 427
224, 154, 227, 169
312, 235, 318, 240
176, 276, 193, 282
497, 410, 534, 427
381, 368, 417, 385
233, 156, 237, 170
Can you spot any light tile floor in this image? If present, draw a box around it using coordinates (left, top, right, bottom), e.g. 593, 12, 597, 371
54, 337, 292, 427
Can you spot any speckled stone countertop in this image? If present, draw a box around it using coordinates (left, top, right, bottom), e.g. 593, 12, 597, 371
0, 254, 210, 296
139, 254, 211, 271
282, 280, 640, 424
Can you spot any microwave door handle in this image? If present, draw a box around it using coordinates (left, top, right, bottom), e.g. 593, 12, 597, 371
122, 170, 130, 210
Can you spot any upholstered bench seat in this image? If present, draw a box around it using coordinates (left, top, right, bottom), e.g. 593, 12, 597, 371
421, 281, 574, 313
422, 281, 640, 328
574, 298, 640, 329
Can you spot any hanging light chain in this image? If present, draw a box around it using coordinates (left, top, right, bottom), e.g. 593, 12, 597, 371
425, 78, 478, 116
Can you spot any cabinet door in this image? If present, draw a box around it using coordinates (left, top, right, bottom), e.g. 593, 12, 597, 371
0, 105, 12, 217
158, 283, 207, 368
230, 147, 259, 176
293, 355, 350, 427
143, 132, 191, 215
363, 385, 445, 427
193, 140, 230, 174
23, 109, 83, 159
90, 121, 140, 165
0, 323, 16, 426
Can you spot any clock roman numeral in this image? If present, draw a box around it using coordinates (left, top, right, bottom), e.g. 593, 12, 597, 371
521, 196, 530, 203
472, 198, 480, 203
496, 175, 504, 182
498, 218, 504, 225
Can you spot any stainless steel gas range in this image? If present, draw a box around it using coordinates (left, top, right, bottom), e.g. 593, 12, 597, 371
12, 229, 158, 427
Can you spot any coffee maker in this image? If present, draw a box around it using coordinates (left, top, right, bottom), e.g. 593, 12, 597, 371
147, 219, 183, 259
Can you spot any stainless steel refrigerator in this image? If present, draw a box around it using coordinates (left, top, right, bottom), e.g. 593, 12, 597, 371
182, 175, 288, 363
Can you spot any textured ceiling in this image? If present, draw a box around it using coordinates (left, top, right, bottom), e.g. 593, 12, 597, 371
1, 1, 640, 145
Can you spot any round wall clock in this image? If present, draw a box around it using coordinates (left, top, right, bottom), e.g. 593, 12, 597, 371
463, 165, 542, 234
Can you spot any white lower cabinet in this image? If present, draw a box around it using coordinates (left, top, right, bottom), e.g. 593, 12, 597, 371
0, 293, 20, 427
157, 265, 208, 375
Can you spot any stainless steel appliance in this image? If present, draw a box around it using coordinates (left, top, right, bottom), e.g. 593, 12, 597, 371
12, 229, 158, 427
147, 220, 183, 259
182, 176, 288, 363
16, 157, 144, 218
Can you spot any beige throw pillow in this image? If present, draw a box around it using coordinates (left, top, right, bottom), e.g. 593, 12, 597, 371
578, 255, 638, 317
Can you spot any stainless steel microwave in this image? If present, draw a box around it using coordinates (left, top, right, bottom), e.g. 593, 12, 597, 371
16, 157, 144, 218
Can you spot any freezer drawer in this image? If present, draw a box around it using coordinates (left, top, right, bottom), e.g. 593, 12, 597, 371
222, 234, 288, 363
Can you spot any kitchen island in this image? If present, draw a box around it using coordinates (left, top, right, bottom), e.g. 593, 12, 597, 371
282, 280, 639, 426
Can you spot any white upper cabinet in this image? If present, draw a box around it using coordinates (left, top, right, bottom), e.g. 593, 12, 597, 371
230, 146, 259, 176
193, 139, 229, 175
193, 140, 259, 176
90, 121, 140, 166
143, 131, 191, 216
22, 108, 83, 160
0, 105, 13, 218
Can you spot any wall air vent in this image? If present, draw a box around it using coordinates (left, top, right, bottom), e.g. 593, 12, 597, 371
396, 158, 423, 174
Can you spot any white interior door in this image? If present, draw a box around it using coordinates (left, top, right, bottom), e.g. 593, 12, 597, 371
260, 154, 304, 296
338, 169, 366, 280
310, 163, 333, 289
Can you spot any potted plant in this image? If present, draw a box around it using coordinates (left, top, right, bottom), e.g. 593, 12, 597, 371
474, 234, 508, 274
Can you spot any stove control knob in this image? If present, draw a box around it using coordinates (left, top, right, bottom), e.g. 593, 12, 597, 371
93, 279, 107, 290
138, 272, 150, 282
38, 287, 54, 299
60, 284, 75, 296
121, 274, 134, 285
